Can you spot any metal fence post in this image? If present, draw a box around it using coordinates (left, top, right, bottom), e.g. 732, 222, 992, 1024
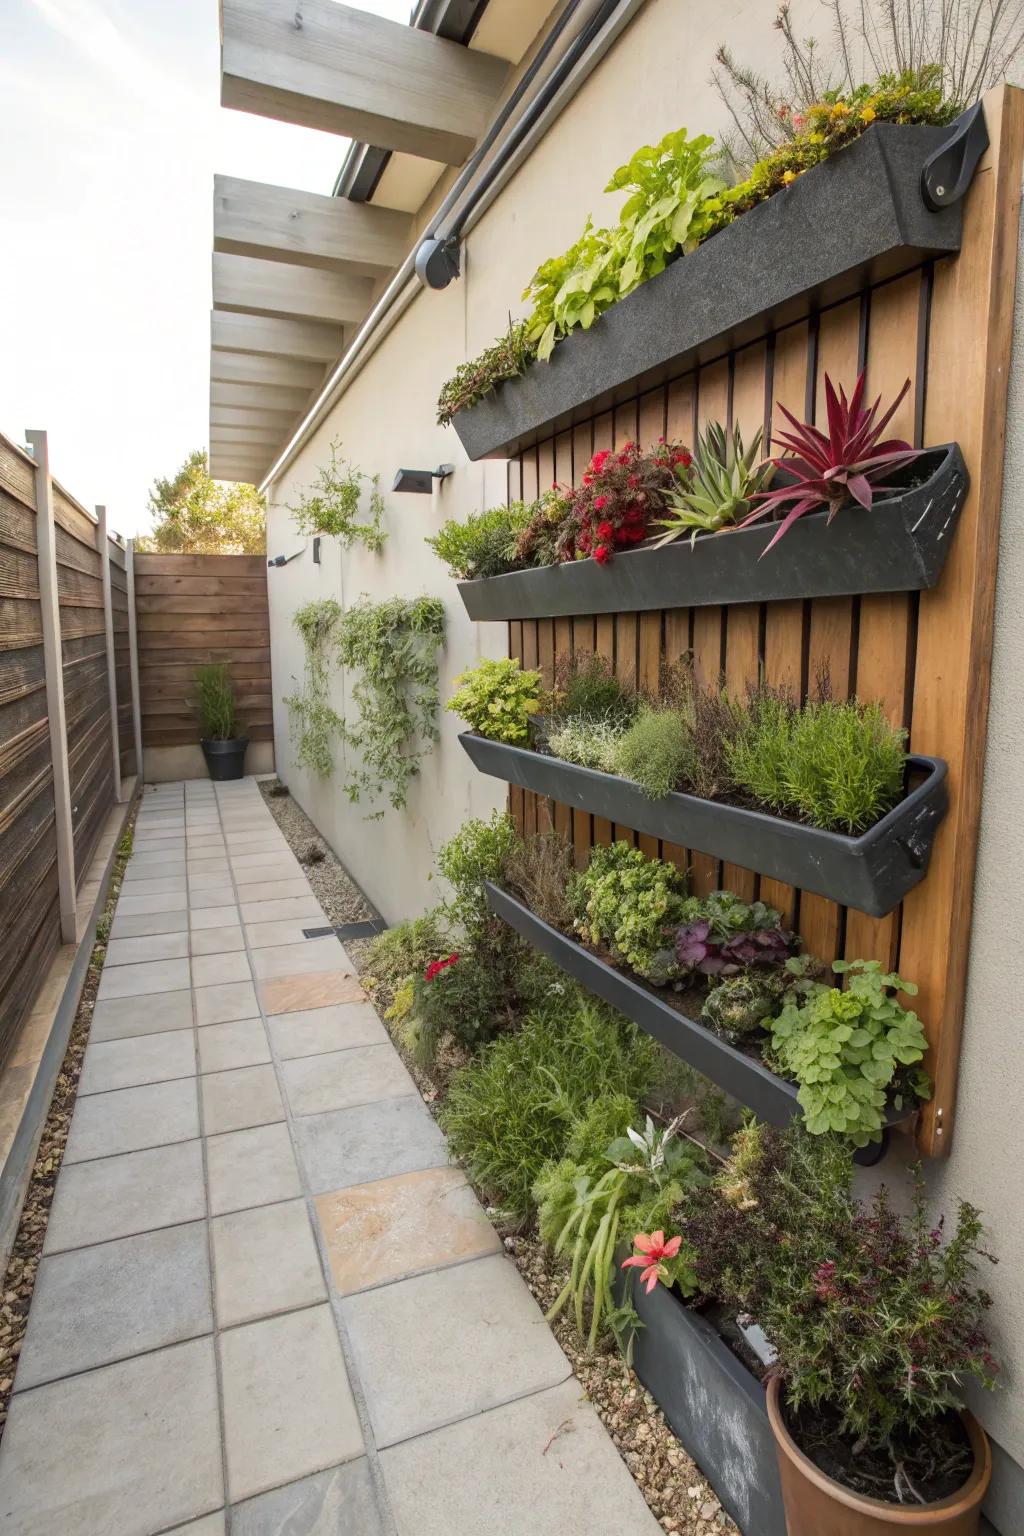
26, 429, 76, 943
97, 505, 122, 803
126, 539, 143, 784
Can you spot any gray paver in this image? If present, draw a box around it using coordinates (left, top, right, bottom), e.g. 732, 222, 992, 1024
116, 890, 188, 916
189, 924, 246, 956
79, 1029, 196, 1095
281, 1045, 415, 1117
220, 1304, 364, 1503
0, 1338, 222, 1536
250, 938, 348, 979
96, 955, 192, 1000
267, 1003, 388, 1059
108, 908, 190, 940
64, 1078, 200, 1162
292, 1095, 448, 1194
194, 980, 260, 1025
231, 1461, 384, 1536
166, 1516, 226, 1535
91, 988, 193, 1041
105, 932, 189, 967
16, 1222, 212, 1389
206, 1122, 303, 1215
197, 1019, 270, 1074
344, 1254, 570, 1447
190, 904, 241, 930
44, 1140, 206, 1253
211, 1199, 326, 1327
192, 950, 252, 987
201, 1064, 284, 1135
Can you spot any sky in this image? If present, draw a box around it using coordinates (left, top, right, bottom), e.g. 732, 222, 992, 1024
0, 0, 412, 538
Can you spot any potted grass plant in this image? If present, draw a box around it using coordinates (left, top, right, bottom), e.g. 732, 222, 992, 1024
194, 662, 248, 781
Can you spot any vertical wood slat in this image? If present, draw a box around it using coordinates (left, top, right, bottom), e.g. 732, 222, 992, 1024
26, 430, 76, 942
97, 506, 122, 803
126, 541, 144, 786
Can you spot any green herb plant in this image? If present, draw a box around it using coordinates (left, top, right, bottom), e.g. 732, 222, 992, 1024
283, 599, 343, 777
653, 422, 774, 547
436, 811, 521, 941
426, 501, 532, 580
571, 841, 689, 981
435, 319, 534, 427
446, 656, 543, 744
193, 663, 240, 741
334, 596, 446, 815
612, 707, 694, 799
287, 441, 386, 550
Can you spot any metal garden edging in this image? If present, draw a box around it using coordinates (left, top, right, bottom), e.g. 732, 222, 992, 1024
465, 737, 948, 918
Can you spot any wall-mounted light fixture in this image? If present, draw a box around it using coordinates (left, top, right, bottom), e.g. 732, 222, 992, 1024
267, 549, 304, 568
392, 464, 454, 494
312, 537, 321, 565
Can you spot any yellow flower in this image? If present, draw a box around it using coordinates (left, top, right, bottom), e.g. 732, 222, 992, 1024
861, 105, 877, 123
808, 132, 824, 144
831, 100, 850, 116
782, 169, 797, 185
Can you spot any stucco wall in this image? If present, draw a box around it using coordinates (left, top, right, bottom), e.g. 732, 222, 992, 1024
264, 1, 1023, 1517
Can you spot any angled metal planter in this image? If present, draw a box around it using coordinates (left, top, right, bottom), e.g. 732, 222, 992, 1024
457, 444, 968, 621
465, 736, 948, 918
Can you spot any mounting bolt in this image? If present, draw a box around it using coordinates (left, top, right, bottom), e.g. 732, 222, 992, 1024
935, 184, 945, 197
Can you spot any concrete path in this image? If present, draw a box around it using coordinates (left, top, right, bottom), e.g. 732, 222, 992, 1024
0, 777, 661, 1536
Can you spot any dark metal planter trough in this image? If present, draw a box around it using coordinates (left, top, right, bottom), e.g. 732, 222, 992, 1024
451, 124, 966, 463
484, 882, 910, 1136
457, 444, 968, 621
462, 735, 948, 917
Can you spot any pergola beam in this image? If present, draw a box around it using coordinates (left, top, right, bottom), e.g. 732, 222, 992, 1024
210, 351, 326, 390
212, 252, 373, 325
211, 379, 313, 414
220, 0, 508, 163
211, 406, 300, 429
214, 175, 412, 274
211, 311, 344, 363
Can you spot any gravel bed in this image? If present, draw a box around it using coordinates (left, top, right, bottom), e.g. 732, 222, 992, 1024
0, 811, 137, 1443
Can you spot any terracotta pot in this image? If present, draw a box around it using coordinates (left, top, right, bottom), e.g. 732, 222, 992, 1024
766, 1376, 991, 1535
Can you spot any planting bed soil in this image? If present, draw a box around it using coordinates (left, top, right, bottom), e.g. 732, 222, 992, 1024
785, 1398, 973, 1506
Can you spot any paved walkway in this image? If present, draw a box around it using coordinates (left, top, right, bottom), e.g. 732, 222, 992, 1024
0, 777, 660, 1536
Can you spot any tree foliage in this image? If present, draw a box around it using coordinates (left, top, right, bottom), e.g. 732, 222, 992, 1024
136, 450, 266, 554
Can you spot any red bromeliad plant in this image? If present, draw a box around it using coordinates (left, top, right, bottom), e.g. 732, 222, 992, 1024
563, 438, 692, 564
740, 372, 923, 555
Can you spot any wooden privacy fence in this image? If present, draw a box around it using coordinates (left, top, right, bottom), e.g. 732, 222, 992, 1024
133, 553, 272, 749
0, 429, 137, 1070
506, 88, 1024, 1158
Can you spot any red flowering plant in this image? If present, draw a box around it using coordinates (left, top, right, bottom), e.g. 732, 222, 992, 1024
740, 371, 924, 555
561, 438, 693, 565
621, 1230, 691, 1294
423, 953, 459, 982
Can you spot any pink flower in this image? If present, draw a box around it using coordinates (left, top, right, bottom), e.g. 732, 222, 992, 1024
593, 495, 608, 510
596, 520, 614, 541
594, 544, 611, 565
621, 1231, 683, 1293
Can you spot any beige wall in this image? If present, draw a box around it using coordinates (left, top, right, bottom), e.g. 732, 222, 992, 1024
265, 0, 1023, 1513
144, 741, 274, 784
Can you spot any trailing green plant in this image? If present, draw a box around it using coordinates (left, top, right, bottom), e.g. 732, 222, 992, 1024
287, 441, 386, 550
436, 811, 521, 941
439, 993, 658, 1218
446, 656, 543, 744
652, 422, 774, 546
365, 909, 452, 984
610, 706, 694, 799
426, 501, 532, 580
770, 959, 930, 1146
435, 318, 534, 427
334, 596, 446, 815
192, 663, 240, 741
283, 599, 343, 777
726, 686, 907, 833
571, 841, 690, 982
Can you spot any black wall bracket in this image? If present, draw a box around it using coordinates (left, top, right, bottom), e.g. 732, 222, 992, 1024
921, 101, 989, 211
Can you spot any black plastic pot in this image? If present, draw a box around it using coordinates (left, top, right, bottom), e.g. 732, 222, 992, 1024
462, 735, 948, 918
484, 881, 910, 1137
619, 1277, 786, 1536
457, 444, 968, 621
201, 737, 249, 781
450, 124, 965, 462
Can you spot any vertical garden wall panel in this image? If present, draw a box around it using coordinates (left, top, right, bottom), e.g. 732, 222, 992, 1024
504, 86, 1024, 1157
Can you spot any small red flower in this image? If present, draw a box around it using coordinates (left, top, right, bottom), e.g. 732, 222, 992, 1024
596, 520, 613, 541
424, 953, 459, 982
621, 1231, 683, 1293
594, 544, 611, 564
592, 495, 608, 511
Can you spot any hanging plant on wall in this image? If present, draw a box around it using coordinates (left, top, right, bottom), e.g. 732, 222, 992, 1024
335, 596, 446, 817
283, 598, 343, 777
287, 441, 387, 550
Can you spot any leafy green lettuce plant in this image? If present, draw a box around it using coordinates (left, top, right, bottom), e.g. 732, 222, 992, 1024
446, 656, 543, 744
770, 959, 930, 1145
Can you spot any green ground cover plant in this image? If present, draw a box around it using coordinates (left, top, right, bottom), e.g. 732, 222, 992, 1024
447, 656, 543, 743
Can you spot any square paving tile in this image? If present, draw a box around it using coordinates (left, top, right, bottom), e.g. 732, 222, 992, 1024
16, 1222, 213, 1390
236, 879, 312, 903
105, 932, 189, 968
250, 939, 350, 980
267, 1003, 388, 1059
379, 1379, 660, 1536
109, 908, 190, 941
65, 1078, 200, 1163
79, 1030, 196, 1095
189, 886, 237, 910
201, 1064, 283, 1136
190, 904, 241, 930
166, 1515, 225, 1536
0, 1338, 222, 1536
293, 1096, 447, 1196
259, 972, 366, 1016
220, 1304, 364, 1503
189, 871, 234, 892
282, 1046, 414, 1117
211, 1199, 326, 1327
194, 980, 259, 1026
97, 956, 192, 1000
91, 989, 193, 1042
245, 919, 320, 950
190, 924, 246, 956
197, 1019, 270, 1074
123, 861, 185, 882
192, 951, 252, 988
44, 1140, 206, 1253
206, 1123, 302, 1216
118, 875, 186, 896
232, 1461, 384, 1536
229, 861, 302, 883
187, 858, 230, 876
240, 897, 325, 924
316, 1167, 500, 1295
116, 891, 188, 916
344, 1254, 569, 1447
